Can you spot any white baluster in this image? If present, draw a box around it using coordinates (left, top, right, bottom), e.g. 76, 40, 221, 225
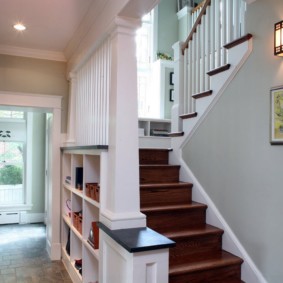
205, 5, 211, 91
221, 0, 227, 65
233, 0, 240, 39
210, 0, 216, 70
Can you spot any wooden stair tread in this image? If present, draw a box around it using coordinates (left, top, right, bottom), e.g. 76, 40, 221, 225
192, 90, 213, 99
141, 201, 207, 213
224, 33, 253, 49
140, 182, 193, 189
139, 148, 172, 152
164, 224, 223, 239
167, 132, 184, 137
169, 251, 243, 275
207, 64, 231, 76
180, 112, 198, 119
140, 164, 180, 168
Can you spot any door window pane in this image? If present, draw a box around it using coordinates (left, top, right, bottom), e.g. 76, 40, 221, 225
0, 142, 24, 205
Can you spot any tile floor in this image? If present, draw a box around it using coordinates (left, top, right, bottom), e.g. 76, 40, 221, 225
0, 223, 72, 283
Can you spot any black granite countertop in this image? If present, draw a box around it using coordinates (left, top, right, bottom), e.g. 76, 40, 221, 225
98, 222, 176, 253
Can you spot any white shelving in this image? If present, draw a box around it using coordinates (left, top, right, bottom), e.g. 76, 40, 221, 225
138, 118, 171, 137
61, 146, 107, 283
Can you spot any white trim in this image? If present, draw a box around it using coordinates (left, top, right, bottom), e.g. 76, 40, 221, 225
26, 113, 33, 208
0, 204, 32, 211
0, 91, 62, 261
25, 212, 45, 224
0, 91, 62, 110
46, 239, 61, 260
0, 44, 66, 62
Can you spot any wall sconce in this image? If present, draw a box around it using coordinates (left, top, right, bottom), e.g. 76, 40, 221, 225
275, 21, 283, 56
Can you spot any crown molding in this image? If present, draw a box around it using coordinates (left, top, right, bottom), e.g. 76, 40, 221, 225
0, 44, 66, 62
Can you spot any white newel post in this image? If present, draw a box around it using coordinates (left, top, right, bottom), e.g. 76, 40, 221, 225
171, 41, 184, 133
100, 17, 146, 230
66, 72, 77, 145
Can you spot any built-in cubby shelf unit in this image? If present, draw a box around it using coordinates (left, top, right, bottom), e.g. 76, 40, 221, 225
138, 118, 171, 137
61, 146, 108, 283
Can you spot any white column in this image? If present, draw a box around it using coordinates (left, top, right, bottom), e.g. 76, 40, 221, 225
66, 72, 77, 145
100, 17, 146, 230
171, 41, 184, 133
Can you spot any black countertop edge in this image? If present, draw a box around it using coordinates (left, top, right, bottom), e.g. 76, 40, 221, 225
98, 222, 176, 253
61, 145, 108, 151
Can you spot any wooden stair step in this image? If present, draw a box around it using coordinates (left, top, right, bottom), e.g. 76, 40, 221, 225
207, 64, 231, 76
180, 112, 198, 120
141, 202, 207, 233
165, 224, 224, 259
169, 251, 243, 283
224, 33, 253, 49
140, 182, 193, 207
192, 90, 213, 99
140, 164, 180, 184
139, 148, 171, 165
141, 202, 207, 213
164, 224, 223, 240
167, 132, 184, 137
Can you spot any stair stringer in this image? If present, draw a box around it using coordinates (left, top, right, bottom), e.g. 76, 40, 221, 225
169, 38, 268, 283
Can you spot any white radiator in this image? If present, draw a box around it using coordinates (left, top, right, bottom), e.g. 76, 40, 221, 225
0, 212, 20, 224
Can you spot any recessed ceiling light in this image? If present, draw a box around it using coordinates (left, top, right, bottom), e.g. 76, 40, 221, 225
13, 23, 26, 31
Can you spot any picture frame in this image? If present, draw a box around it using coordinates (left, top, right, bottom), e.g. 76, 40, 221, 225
169, 89, 174, 102
270, 86, 283, 144
169, 72, 174, 85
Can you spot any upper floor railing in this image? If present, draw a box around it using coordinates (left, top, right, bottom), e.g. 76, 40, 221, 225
75, 37, 111, 146
174, 0, 247, 118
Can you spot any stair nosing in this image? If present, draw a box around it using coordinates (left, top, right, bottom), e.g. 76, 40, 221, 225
180, 112, 198, 120
140, 164, 181, 168
207, 64, 231, 76
224, 33, 253, 49
140, 182, 193, 189
167, 132, 184, 137
169, 251, 243, 276
192, 90, 213, 99
164, 224, 224, 239
141, 202, 207, 213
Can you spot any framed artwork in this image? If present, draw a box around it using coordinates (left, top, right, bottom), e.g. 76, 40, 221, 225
170, 72, 174, 85
270, 86, 283, 144
169, 89, 174, 102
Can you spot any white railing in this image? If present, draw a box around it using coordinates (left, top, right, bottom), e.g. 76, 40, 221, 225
0, 185, 23, 205
75, 38, 111, 146
178, 0, 247, 115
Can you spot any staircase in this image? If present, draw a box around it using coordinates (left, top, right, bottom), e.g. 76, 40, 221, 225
139, 148, 244, 283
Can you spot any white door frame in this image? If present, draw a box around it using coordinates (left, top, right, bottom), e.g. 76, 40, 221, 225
0, 90, 62, 260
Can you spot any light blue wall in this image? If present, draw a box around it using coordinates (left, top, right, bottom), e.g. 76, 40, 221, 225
157, 0, 179, 57
30, 113, 46, 213
182, 1, 283, 282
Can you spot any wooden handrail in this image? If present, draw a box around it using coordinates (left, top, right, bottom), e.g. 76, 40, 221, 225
182, 0, 211, 54
191, 0, 205, 14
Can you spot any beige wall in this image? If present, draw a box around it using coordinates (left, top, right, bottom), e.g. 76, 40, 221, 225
182, 1, 283, 282
0, 54, 69, 132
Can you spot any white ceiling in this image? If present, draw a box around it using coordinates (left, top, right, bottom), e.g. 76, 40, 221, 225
0, 0, 100, 61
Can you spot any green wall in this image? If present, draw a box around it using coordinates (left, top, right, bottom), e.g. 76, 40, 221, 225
30, 113, 46, 213
182, 1, 283, 282
157, 0, 179, 57
0, 54, 69, 133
